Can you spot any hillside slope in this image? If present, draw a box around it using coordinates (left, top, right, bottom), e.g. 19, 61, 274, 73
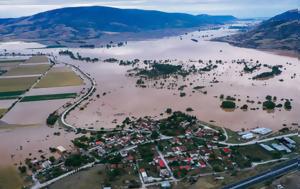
0, 6, 236, 46
218, 9, 300, 54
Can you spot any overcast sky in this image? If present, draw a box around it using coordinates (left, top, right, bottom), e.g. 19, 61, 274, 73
0, 0, 299, 18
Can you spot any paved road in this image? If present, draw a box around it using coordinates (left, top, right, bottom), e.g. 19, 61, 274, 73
217, 133, 298, 146
222, 157, 299, 189
53, 58, 96, 132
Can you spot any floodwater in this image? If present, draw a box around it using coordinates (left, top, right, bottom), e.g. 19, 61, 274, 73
58, 28, 299, 132
0, 27, 299, 166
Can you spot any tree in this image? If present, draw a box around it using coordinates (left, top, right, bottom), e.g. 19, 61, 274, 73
150, 131, 159, 139
18, 166, 27, 174
49, 156, 56, 163
165, 108, 172, 114
221, 101, 236, 109
263, 100, 275, 110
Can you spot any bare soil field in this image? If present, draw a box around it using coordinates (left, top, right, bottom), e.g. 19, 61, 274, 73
24, 56, 48, 64
0, 76, 38, 92
3, 64, 51, 76
34, 67, 83, 88
270, 171, 300, 189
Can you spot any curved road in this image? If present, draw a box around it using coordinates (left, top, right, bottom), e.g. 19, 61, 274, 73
51, 57, 96, 132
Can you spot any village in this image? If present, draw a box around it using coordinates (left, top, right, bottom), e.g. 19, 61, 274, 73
23, 110, 299, 189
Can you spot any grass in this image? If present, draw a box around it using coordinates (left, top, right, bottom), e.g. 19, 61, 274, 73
3, 64, 51, 76
0, 166, 23, 189
35, 68, 83, 88
190, 163, 282, 189
225, 128, 241, 143
25, 56, 48, 64
0, 91, 25, 99
0, 108, 7, 117
21, 93, 77, 102
0, 77, 38, 92
234, 144, 276, 161
0, 59, 24, 64
49, 164, 140, 189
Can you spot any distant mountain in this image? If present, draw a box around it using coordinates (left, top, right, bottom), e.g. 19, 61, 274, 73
0, 6, 236, 46
218, 9, 300, 54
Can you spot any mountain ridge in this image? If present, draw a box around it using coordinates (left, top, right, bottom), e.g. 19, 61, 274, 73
0, 6, 236, 47
216, 9, 300, 55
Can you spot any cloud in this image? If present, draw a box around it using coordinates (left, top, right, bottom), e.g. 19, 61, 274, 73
0, 0, 298, 18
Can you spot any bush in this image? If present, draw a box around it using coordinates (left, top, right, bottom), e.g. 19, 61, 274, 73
221, 101, 236, 109
47, 111, 59, 125
18, 166, 27, 174
165, 108, 172, 114
263, 100, 276, 110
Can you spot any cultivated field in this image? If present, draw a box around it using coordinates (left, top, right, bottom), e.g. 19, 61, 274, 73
24, 56, 48, 64
0, 77, 38, 92
3, 64, 51, 76
34, 67, 83, 88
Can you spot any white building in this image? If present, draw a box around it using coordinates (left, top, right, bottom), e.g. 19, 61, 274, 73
251, 128, 272, 135
241, 133, 254, 140
260, 144, 274, 152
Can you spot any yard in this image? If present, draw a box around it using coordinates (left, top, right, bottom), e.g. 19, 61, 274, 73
0, 77, 38, 92
34, 67, 83, 88
3, 64, 51, 76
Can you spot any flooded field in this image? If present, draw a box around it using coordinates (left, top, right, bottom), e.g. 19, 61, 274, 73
0, 27, 299, 167
54, 28, 299, 131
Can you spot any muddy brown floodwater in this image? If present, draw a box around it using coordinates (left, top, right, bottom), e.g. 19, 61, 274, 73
0, 27, 299, 166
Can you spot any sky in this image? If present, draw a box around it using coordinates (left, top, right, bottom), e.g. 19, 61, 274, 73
0, 0, 299, 18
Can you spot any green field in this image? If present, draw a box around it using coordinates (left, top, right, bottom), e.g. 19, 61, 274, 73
0, 77, 38, 92
35, 68, 83, 88
25, 56, 48, 64
0, 59, 25, 64
21, 93, 77, 102
0, 91, 24, 99
3, 64, 51, 76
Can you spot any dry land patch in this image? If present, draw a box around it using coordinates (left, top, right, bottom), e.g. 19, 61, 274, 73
0, 77, 38, 92
24, 56, 48, 64
0, 166, 23, 189
3, 64, 51, 76
35, 67, 83, 88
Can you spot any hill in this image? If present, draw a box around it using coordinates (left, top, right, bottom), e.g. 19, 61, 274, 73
0, 6, 236, 47
217, 9, 300, 55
